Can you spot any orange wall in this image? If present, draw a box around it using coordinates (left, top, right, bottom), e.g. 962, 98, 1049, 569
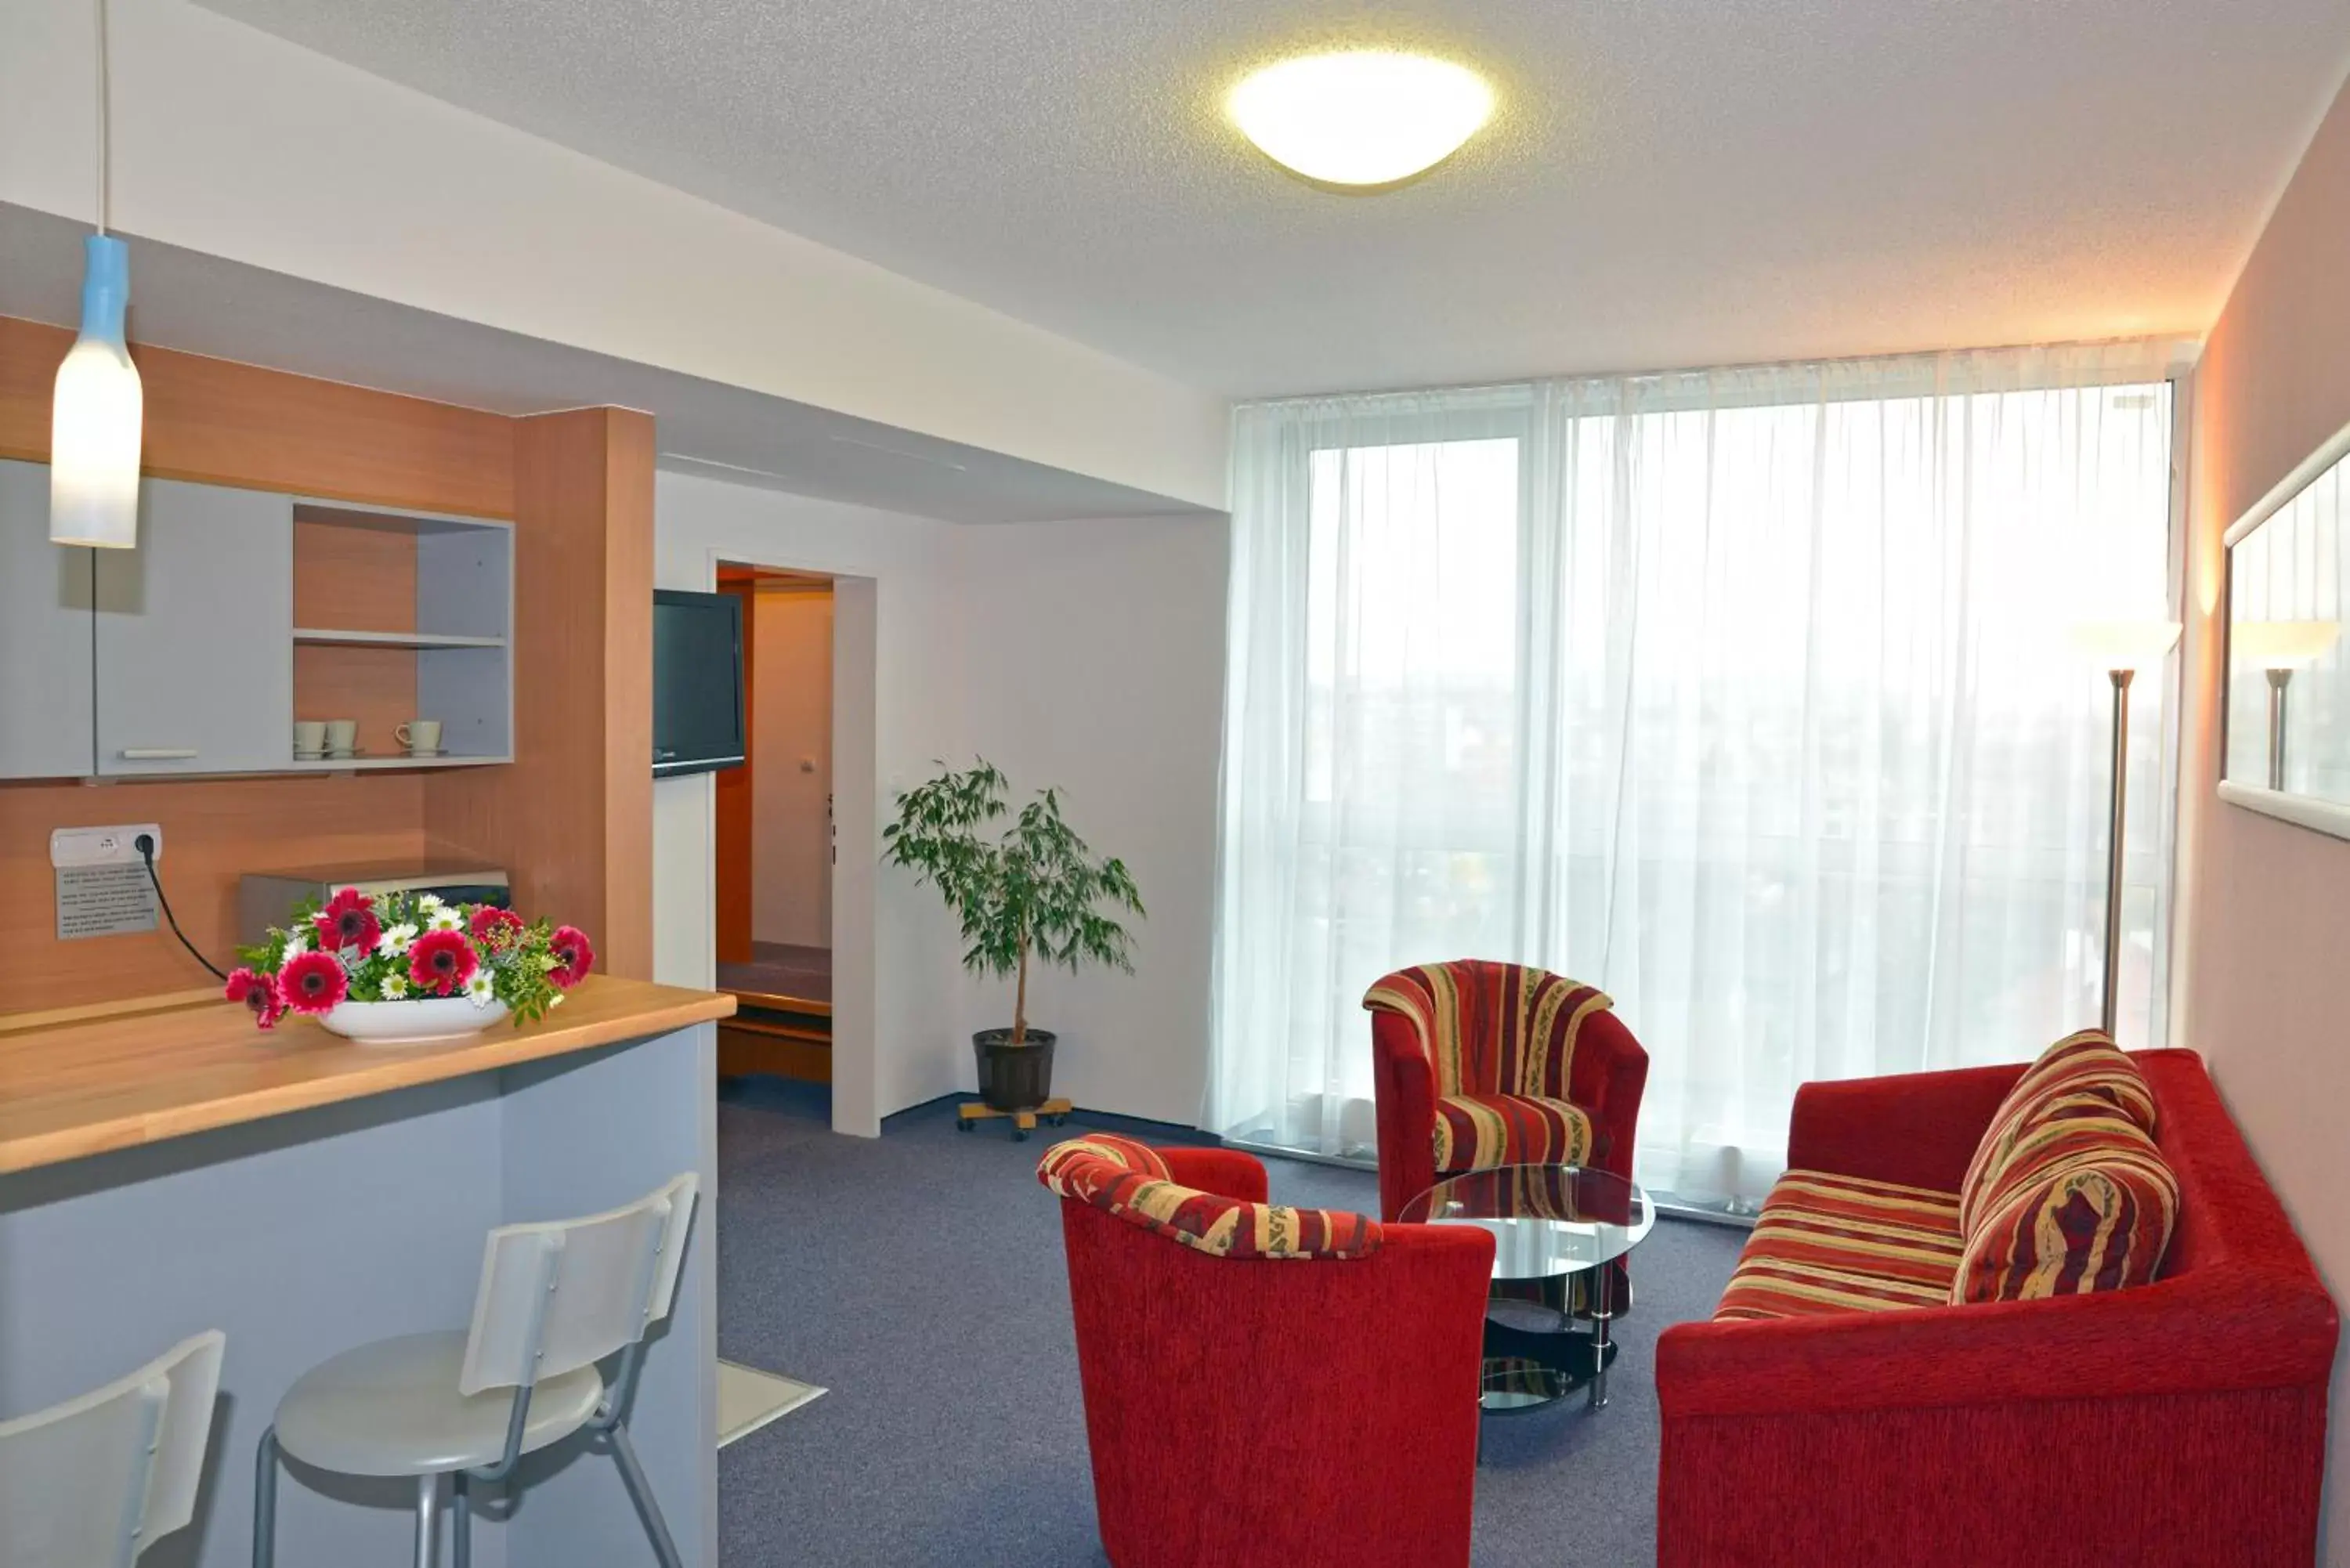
2179, 75, 2350, 1553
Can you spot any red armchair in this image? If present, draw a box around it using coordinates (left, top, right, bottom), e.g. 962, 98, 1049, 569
1656, 1050, 2339, 1567
1047, 1140, 1495, 1568
1365, 961, 1650, 1223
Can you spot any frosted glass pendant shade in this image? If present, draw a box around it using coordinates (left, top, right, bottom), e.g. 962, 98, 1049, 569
1229, 52, 1494, 189
50, 233, 143, 549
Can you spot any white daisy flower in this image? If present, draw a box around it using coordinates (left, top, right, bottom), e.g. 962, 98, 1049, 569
425, 905, 465, 932
376, 922, 419, 958
281, 930, 308, 958
464, 970, 497, 1008
380, 973, 409, 999
416, 893, 443, 912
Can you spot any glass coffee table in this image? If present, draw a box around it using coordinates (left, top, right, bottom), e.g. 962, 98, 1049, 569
1399, 1164, 1654, 1413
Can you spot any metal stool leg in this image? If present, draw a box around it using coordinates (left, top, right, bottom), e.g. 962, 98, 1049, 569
450, 1471, 472, 1568
253, 1427, 279, 1568
606, 1420, 685, 1568
413, 1472, 443, 1568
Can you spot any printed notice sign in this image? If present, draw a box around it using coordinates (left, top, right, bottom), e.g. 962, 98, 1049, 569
57, 863, 160, 940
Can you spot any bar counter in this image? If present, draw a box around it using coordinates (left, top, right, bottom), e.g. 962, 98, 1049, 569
0, 975, 735, 1566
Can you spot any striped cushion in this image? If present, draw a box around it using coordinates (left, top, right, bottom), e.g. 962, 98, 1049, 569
1364, 962, 1613, 1100
1430, 1093, 1593, 1173
1958, 1030, 2157, 1233
1953, 1115, 2178, 1303
1713, 1170, 1965, 1321
1036, 1137, 1381, 1261
1036, 1133, 1171, 1184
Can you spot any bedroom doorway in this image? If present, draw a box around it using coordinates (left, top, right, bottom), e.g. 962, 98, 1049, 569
714, 564, 836, 1101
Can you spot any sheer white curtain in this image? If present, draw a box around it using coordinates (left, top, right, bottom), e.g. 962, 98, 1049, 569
1209, 344, 2185, 1205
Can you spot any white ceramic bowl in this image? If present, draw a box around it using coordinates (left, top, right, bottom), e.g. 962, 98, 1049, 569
316, 996, 508, 1046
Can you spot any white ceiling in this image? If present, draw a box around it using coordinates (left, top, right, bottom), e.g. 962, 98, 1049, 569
194, 0, 2350, 398
0, 201, 1208, 524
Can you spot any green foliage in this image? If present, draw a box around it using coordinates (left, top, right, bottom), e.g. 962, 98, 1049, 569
881, 759, 1144, 1042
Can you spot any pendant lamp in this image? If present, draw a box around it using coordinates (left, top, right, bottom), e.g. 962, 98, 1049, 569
50, 0, 142, 550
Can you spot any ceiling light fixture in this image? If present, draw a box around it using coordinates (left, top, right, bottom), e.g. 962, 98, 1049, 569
51, 0, 143, 550
1228, 50, 1494, 190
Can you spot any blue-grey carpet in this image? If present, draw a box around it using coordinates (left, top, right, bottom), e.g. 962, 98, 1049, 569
713, 1078, 1746, 1566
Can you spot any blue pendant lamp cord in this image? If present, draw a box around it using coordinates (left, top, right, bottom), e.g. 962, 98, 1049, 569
93, 0, 110, 237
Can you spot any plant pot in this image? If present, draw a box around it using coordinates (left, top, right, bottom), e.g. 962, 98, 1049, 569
973, 1028, 1057, 1112
316, 996, 509, 1046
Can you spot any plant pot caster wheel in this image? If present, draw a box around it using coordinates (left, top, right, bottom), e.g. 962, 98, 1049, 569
957, 1098, 1074, 1140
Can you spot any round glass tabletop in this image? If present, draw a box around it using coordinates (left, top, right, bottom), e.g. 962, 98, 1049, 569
1397, 1164, 1654, 1282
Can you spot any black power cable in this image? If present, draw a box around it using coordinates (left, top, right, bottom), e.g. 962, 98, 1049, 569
136, 833, 227, 982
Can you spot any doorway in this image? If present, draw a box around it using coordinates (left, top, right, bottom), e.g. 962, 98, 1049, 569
713, 564, 835, 1103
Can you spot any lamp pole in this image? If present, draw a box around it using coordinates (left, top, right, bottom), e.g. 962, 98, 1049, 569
2100, 667, 2132, 1038
2267, 667, 2293, 790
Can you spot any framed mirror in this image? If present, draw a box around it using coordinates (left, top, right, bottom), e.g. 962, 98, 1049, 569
2222, 419, 2350, 836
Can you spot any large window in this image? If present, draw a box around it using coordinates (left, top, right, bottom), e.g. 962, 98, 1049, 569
1212, 347, 2181, 1205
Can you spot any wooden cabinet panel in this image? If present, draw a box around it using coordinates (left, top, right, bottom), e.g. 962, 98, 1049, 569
94, 479, 294, 776
0, 460, 96, 779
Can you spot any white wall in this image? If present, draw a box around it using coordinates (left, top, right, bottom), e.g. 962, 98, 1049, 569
942, 519, 1230, 1129
652, 473, 968, 1137
2, 0, 1225, 508
652, 471, 1230, 1132
750, 587, 833, 948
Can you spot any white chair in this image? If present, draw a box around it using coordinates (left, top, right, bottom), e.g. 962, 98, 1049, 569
254, 1173, 698, 1568
0, 1330, 228, 1568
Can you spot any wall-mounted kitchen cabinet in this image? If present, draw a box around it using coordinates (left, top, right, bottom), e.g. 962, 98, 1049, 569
94, 478, 295, 777
0, 458, 512, 780
0, 461, 96, 781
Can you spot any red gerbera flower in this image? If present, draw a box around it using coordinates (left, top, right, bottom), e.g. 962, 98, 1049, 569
468, 906, 525, 950
278, 950, 349, 1016
548, 925, 595, 990
409, 928, 479, 996
224, 966, 285, 1030
313, 887, 382, 955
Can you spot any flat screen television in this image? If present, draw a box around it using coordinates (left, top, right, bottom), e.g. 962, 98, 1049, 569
652, 589, 746, 776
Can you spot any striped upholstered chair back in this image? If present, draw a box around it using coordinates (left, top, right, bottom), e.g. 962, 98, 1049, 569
1036, 1134, 1380, 1260
1362, 960, 1612, 1102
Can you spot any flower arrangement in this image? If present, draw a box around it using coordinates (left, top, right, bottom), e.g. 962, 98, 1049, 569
224, 887, 595, 1032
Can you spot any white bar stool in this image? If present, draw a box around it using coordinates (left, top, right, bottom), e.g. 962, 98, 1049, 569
0, 1330, 227, 1567
254, 1173, 698, 1568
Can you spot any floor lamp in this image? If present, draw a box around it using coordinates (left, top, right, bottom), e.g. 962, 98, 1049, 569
2071, 621, 2181, 1037
2232, 620, 2342, 789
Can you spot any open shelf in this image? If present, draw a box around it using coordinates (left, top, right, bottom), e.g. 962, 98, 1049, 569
291, 498, 514, 767
294, 627, 507, 650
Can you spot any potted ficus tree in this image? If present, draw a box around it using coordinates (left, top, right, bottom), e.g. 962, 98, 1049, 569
883, 760, 1144, 1114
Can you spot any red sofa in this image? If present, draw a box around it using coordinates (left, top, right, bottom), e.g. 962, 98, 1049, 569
1050, 1143, 1495, 1568
1656, 1049, 2338, 1567
1365, 960, 1650, 1223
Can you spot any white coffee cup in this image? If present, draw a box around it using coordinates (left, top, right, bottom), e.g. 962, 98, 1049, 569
294, 721, 327, 757
324, 718, 359, 756
396, 719, 443, 755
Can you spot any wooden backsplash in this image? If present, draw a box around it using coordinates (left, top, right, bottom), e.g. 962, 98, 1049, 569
0, 776, 428, 1010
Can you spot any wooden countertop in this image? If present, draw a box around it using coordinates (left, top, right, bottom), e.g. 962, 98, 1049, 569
0, 976, 735, 1175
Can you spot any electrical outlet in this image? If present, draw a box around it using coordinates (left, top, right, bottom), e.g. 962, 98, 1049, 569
50, 825, 163, 869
